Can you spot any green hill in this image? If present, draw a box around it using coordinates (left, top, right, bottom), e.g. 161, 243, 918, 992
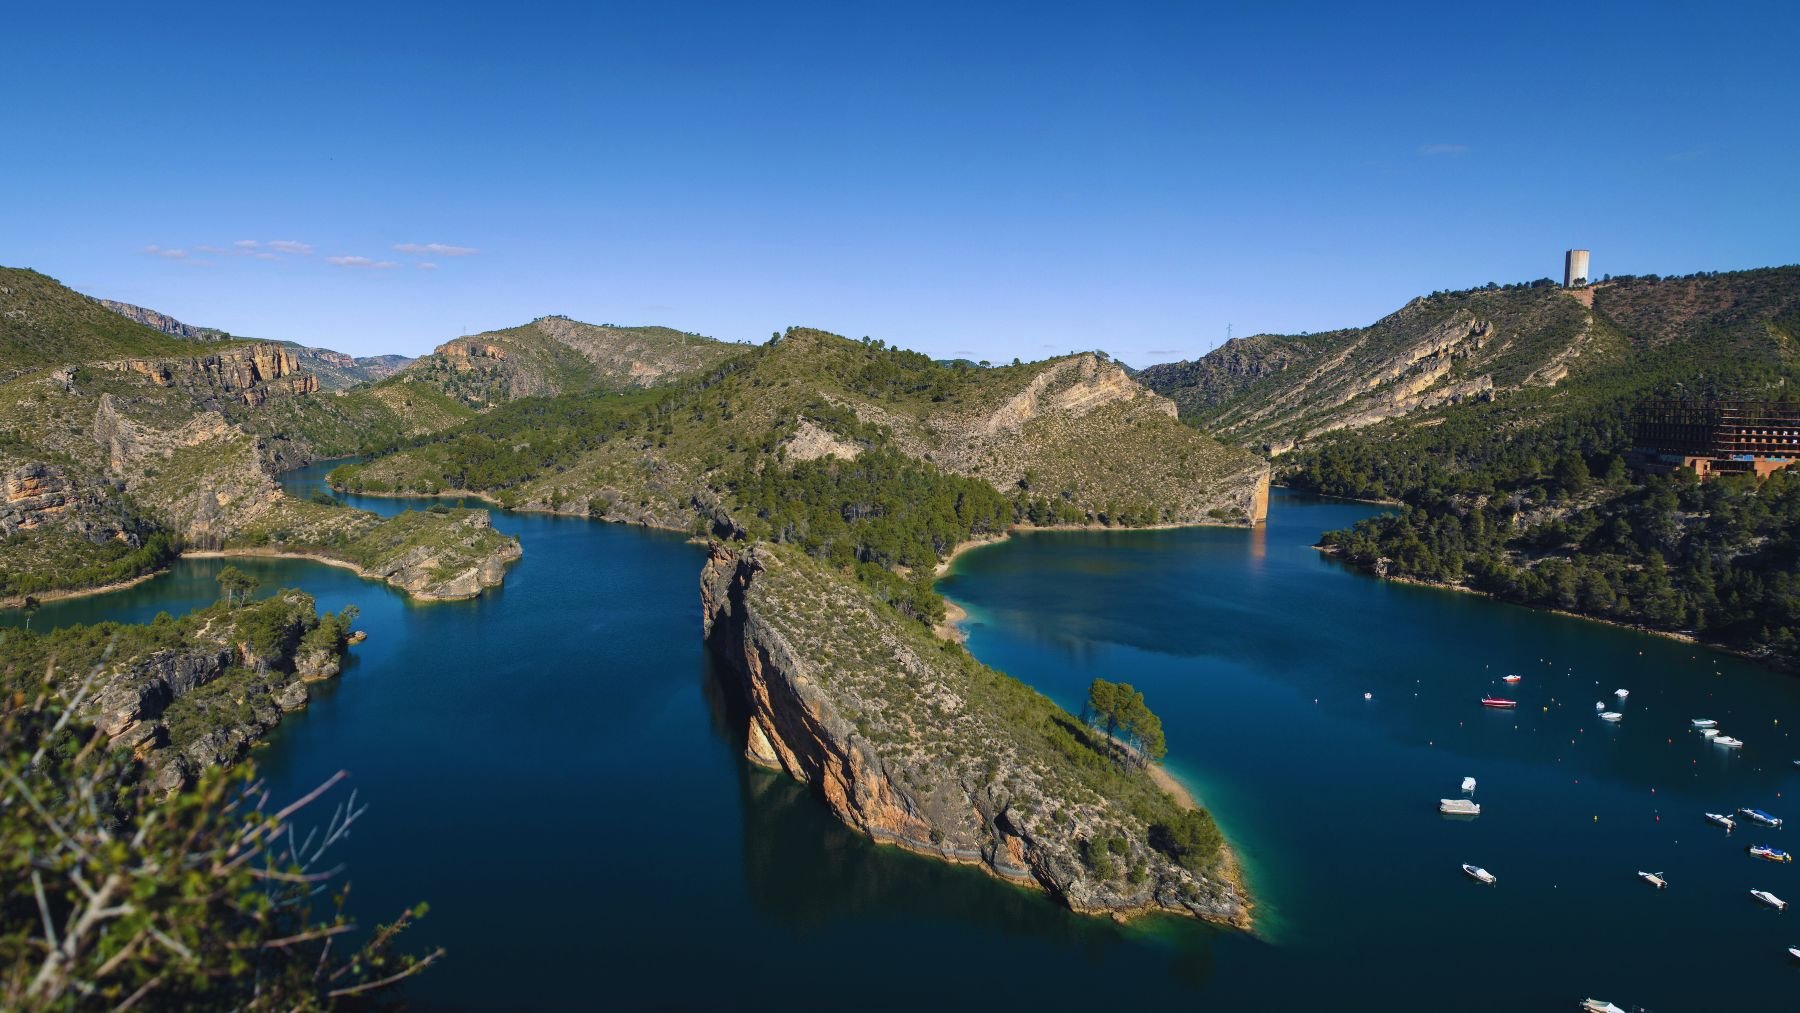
403, 315, 749, 408
1142, 266, 1800, 667
1, 268, 225, 379
0, 270, 514, 603
335, 327, 1269, 531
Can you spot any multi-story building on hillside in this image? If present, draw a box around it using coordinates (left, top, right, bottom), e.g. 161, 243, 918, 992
1632, 400, 1800, 479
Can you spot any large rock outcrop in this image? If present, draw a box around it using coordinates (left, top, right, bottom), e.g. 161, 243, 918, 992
701, 543, 1250, 927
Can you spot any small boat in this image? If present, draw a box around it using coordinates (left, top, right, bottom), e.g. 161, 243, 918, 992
1706, 812, 1737, 831
1789, 945, 1800, 961
1751, 888, 1787, 910
1715, 735, 1745, 749
1580, 1000, 1626, 1013
1739, 808, 1784, 828
1749, 845, 1793, 863
1481, 697, 1518, 709
1461, 776, 1477, 793
1691, 718, 1717, 728
1595, 701, 1605, 710
1614, 688, 1629, 699
1502, 674, 1522, 683
1600, 711, 1623, 722
1462, 863, 1496, 885
1441, 798, 1481, 815
1701, 728, 1720, 739
1637, 870, 1667, 889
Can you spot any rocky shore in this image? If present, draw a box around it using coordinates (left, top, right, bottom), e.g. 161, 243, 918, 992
700, 542, 1252, 928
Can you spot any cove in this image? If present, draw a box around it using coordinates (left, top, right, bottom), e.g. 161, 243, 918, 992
9, 473, 1798, 1009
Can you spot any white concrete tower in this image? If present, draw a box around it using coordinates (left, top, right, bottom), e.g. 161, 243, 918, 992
1564, 249, 1591, 287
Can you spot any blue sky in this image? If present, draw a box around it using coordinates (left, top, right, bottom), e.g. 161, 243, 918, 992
3, 2, 1796, 365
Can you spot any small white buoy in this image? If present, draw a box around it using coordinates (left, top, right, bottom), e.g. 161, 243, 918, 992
1364, 692, 1373, 700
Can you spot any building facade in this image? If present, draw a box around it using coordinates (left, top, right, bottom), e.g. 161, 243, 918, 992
1632, 400, 1800, 479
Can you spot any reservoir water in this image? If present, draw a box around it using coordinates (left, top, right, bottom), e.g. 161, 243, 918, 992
10, 475, 1798, 1009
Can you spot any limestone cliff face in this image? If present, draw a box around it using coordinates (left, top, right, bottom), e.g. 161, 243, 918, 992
106, 343, 320, 406
700, 543, 1250, 927
76, 594, 348, 792
1139, 288, 1598, 451
96, 299, 227, 341
2, 463, 84, 536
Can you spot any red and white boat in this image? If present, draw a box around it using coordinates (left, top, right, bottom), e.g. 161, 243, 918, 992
1502, 674, 1522, 683
1481, 697, 1518, 709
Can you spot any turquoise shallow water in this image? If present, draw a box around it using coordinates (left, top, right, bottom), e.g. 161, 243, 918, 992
8, 475, 1798, 1009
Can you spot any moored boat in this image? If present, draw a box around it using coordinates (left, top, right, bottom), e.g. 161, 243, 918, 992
1706, 812, 1736, 831
1637, 870, 1667, 889
1749, 844, 1793, 863
1502, 674, 1522, 683
1691, 718, 1717, 728
1481, 697, 1517, 709
1462, 863, 1496, 885
1600, 711, 1622, 722
1461, 776, 1477, 793
1701, 728, 1720, 739
1580, 1000, 1626, 1013
1614, 688, 1629, 699
1751, 888, 1787, 910
1715, 735, 1745, 748
1739, 807, 1783, 828
1441, 798, 1481, 815
1789, 945, 1800, 961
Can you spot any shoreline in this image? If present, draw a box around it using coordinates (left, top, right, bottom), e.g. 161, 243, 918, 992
181, 548, 482, 602
1312, 544, 1788, 667
322, 482, 694, 537
0, 567, 169, 609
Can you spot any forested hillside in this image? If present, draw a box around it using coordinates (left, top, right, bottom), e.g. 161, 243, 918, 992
333, 326, 1269, 533
1223, 268, 1800, 667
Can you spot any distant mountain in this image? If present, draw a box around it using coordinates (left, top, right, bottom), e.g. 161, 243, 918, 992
403, 315, 747, 408
91, 294, 415, 392
338, 326, 1270, 527
278, 345, 414, 392
97, 299, 229, 341
1138, 284, 1598, 451
1139, 268, 1800, 455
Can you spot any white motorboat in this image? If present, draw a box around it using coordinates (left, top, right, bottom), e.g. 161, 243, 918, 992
1751, 889, 1787, 910
1637, 870, 1667, 889
1715, 735, 1745, 749
1441, 798, 1481, 815
1594, 701, 1605, 710
1706, 812, 1736, 831
1691, 718, 1717, 728
1739, 807, 1784, 828
1614, 688, 1629, 699
1600, 711, 1623, 722
1580, 999, 1626, 1013
1461, 776, 1477, 793
1701, 728, 1720, 739
1462, 863, 1496, 885
1789, 945, 1800, 961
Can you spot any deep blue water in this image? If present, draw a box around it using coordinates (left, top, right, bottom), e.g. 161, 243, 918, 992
8, 472, 1798, 1010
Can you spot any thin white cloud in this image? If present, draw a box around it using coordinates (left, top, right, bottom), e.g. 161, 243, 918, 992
417, 262, 439, 271
327, 255, 400, 269
144, 245, 188, 259
268, 240, 313, 254
1146, 348, 1183, 356
394, 242, 477, 257
1419, 143, 1469, 157
234, 239, 261, 249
